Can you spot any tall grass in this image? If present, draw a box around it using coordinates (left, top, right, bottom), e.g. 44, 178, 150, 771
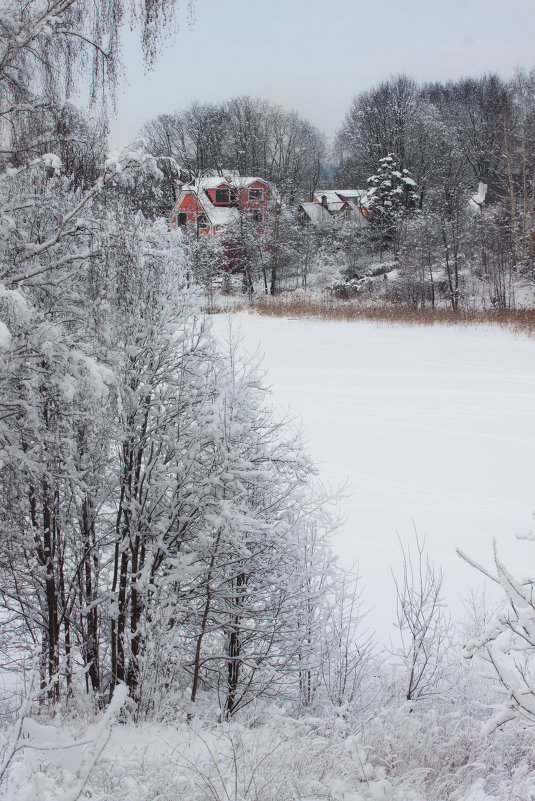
213, 295, 535, 337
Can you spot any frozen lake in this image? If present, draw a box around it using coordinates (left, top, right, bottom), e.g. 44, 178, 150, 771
212, 312, 535, 643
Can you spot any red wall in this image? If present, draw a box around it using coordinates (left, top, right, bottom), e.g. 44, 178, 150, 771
205, 180, 270, 213
174, 192, 203, 224
171, 180, 272, 238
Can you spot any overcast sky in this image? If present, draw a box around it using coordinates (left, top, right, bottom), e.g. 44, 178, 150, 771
109, 0, 535, 148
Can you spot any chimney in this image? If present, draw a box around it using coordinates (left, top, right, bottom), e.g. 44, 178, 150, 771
321, 194, 328, 208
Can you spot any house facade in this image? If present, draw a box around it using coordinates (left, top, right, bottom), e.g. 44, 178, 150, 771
170, 175, 274, 236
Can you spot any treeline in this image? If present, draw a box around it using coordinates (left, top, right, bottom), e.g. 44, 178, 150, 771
142, 73, 535, 309
334, 72, 535, 308
140, 97, 327, 212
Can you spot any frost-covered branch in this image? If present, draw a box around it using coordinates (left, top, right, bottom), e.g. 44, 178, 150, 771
460, 538, 535, 732
391, 533, 453, 702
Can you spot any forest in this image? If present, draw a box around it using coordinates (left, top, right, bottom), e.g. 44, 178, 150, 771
0, 0, 534, 799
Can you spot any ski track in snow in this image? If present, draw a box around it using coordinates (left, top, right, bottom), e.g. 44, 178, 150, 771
212, 312, 535, 644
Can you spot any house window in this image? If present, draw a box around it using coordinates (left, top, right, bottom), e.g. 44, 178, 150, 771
248, 187, 264, 201
215, 188, 230, 204
178, 212, 187, 226
249, 208, 263, 223
197, 213, 208, 230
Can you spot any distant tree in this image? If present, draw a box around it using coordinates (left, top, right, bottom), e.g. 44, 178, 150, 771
140, 97, 326, 207
425, 75, 510, 204
335, 75, 422, 185
366, 154, 418, 259
394, 209, 440, 307
505, 69, 535, 271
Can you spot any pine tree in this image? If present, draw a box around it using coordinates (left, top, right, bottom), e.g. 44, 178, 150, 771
366, 154, 419, 259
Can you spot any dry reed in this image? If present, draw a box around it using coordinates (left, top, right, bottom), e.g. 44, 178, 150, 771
211, 295, 535, 337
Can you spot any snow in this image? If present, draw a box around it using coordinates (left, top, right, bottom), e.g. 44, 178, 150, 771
192, 175, 266, 190
6, 705, 517, 801
0, 288, 32, 323
205, 203, 240, 226
212, 313, 535, 643
337, 190, 368, 200
470, 182, 488, 209
40, 153, 62, 174
303, 194, 368, 223
0, 321, 11, 350
312, 191, 347, 211
300, 202, 331, 224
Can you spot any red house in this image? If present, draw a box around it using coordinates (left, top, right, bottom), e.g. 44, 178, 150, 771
170, 175, 275, 236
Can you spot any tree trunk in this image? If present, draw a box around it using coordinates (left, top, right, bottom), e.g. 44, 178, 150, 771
81, 496, 100, 695
42, 478, 59, 701
224, 571, 247, 718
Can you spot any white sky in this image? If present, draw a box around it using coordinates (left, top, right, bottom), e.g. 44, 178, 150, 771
110, 0, 535, 148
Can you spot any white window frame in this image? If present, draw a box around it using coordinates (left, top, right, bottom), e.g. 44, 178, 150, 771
248, 187, 264, 201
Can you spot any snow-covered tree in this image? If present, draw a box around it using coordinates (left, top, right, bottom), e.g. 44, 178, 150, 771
140, 97, 326, 203
366, 154, 418, 259
335, 75, 422, 186
460, 537, 535, 732
391, 535, 453, 703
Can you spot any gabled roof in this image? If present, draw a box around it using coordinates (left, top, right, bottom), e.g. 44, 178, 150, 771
187, 174, 270, 192
175, 188, 240, 226
313, 190, 345, 212
313, 189, 370, 212
345, 201, 369, 226
173, 186, 241, 228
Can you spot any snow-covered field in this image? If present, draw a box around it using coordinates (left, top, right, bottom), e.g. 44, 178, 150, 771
212, 312, 535, 642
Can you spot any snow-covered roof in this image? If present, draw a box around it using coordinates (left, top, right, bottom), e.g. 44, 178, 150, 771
313, 190, 344, 210
171, 173, 279, 228
204, 205, 240, 226
193, 176, 228, 190
188, 175, 269, 192
312, 189, 370, 212
171, 188, 241, 228
336, 189, 368, 201
300, 202, 331, 224
346, 201, 369, 225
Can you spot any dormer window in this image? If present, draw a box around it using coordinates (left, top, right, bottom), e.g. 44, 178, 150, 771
248, 187, 264, 201
215, 187, 230, 204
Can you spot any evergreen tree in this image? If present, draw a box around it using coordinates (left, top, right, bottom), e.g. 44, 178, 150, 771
366, 154, 419, 259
